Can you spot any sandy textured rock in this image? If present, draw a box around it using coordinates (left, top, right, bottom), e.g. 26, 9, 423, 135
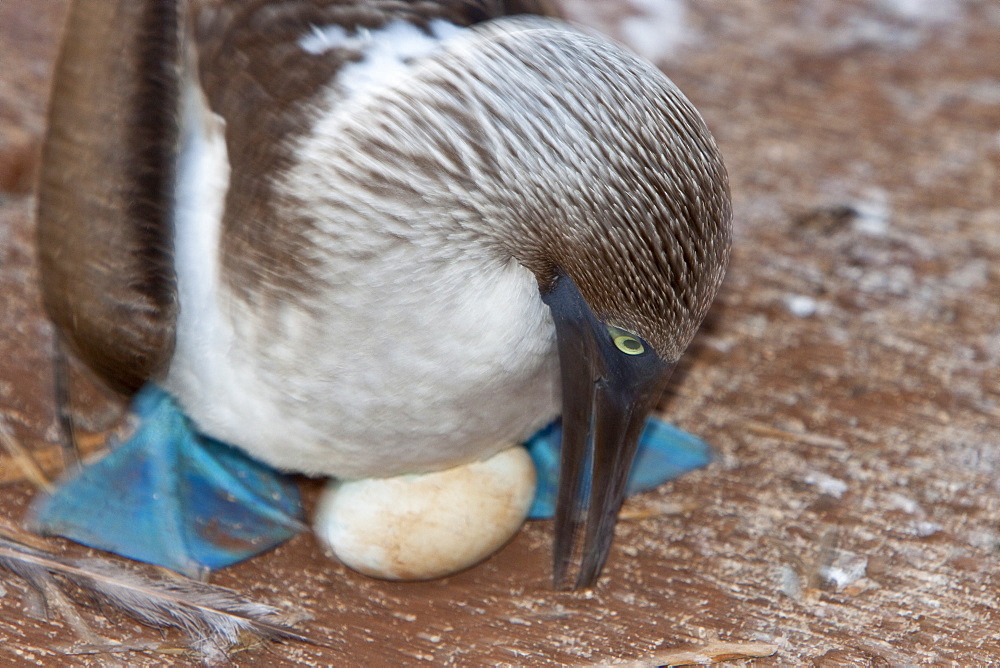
2, 1, 999, 665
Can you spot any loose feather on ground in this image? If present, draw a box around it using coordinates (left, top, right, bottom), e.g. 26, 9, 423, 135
0, 525, 314, 663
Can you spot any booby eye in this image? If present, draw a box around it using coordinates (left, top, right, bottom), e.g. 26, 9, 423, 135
608, 327, 646, 355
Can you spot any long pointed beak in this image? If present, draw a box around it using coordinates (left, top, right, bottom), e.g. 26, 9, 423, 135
542, 275, 673, 589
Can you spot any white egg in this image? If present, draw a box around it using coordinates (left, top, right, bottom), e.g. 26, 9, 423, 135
314, 445, 536, 581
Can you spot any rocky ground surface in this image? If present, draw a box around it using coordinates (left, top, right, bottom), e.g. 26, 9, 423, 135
1, 0, 998, 665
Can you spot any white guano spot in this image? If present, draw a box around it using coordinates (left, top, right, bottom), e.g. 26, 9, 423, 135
820, 550, 868, 589
851, 190, 892, 236
785, 295, 818, 318
620, 0, 693, 63
804, 471, 848, 498
878, 0, 963, 24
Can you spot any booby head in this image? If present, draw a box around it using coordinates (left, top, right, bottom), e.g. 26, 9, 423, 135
316, 18, 732, 587
508, 35, 732, 586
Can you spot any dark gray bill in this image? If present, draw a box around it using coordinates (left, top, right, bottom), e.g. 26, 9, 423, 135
542, 274, 673, 589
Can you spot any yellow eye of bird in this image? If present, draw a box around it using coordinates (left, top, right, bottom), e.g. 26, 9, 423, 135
611, 331, 645, 355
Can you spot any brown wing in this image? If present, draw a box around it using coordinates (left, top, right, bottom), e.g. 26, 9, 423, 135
37, 0, 181, 395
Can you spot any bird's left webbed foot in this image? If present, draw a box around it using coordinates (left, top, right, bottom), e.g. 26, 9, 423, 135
30, 384, 304, 578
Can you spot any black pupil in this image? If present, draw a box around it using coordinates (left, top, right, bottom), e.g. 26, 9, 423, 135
623, 338, 640, 351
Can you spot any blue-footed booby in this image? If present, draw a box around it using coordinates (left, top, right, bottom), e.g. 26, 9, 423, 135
34, 0, 731, 589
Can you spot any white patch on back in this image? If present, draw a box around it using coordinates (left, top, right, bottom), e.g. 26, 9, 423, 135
299, 23, 353, 55
299, 19, 464, 99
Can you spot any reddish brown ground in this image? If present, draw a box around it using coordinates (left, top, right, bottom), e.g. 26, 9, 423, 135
2, 1, 999, 665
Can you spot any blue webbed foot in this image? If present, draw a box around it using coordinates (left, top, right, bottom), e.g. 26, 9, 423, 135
30, 385, 304, 578
30, 385, 708, 574
524, 417, 712, 519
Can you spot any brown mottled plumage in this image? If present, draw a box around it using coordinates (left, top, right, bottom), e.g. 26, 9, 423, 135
193, 1, 559, 302
38, 0, 555, 391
